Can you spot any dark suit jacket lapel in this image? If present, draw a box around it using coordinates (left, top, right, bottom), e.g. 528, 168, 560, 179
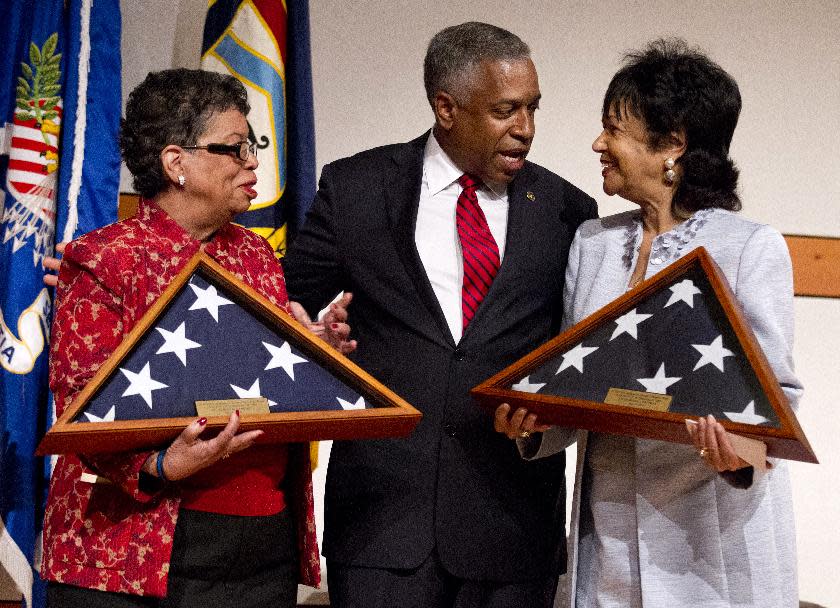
384, 133, 456, 348
499, 163, 538, 283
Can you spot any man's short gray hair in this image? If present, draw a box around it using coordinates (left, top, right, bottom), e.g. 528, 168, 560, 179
423, 22, 531, 106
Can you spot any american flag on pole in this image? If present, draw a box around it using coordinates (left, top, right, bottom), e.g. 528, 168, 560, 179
75, 270, 366, 425
1, 1, 119, 605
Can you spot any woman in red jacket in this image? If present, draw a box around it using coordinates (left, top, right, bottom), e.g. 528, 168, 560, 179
42, 69, 346, 607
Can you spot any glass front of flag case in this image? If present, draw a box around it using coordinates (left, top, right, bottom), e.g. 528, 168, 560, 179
38, 252, 421, 454
471, 248, 815, 463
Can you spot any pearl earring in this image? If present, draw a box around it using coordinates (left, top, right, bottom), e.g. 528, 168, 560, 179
178, 175, 185, 187
664, 158, 676, 184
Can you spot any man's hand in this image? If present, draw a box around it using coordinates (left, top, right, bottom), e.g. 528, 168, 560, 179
42, 242, 66, 287
290, 292, 357, 355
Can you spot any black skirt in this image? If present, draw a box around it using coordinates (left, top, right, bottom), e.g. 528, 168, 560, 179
47, 507, 298, 608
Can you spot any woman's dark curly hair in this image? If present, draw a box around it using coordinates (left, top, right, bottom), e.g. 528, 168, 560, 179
604, 38, 742, 216
120, 68, 250, 198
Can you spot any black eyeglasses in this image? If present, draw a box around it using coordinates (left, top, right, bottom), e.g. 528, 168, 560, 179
181, 141, 257, 161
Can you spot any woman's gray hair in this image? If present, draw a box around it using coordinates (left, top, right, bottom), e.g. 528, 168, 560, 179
121, 68, 250, 199
423, 22, 530, 106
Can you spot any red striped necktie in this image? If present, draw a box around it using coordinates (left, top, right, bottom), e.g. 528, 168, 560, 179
456, 174, 500, 331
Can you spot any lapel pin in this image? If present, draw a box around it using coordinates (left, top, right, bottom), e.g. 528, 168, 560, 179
526, 191, 536, 201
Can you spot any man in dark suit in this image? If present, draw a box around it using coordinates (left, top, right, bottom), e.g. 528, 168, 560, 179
285, 22, 597, 608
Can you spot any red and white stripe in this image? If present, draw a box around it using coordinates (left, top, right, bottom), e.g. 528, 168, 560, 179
5, 110, 61, 222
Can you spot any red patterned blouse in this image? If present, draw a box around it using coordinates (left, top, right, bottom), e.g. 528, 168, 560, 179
41, 200, 320, 597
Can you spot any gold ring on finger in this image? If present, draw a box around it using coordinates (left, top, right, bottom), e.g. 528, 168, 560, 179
518, 430, 531, 439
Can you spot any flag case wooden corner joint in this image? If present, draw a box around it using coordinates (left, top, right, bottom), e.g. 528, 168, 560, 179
471, 247, 816, 463
38, 251, 421, 454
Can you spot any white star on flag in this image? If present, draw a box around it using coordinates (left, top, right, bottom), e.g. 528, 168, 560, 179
637, 363, 681, 394
120, 362, 168, 408
511, 376, 546, 393
230, 378, 277, 407
84, 405, 116, 423
665, 279, 701, 308
188, 282, 233, 321
263, 341, 308, 380
723, 400, 769, 425
557, 343, 599, 374
692, 335, 734, 371
610, 308, 653, 340
156, 322, 202, 365
337, 396, 366, 410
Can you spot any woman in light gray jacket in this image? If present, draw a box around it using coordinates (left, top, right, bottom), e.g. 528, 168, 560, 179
496, 39, 801, 608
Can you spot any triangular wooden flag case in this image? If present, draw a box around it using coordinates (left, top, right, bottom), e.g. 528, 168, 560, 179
472, 247, 816, 463
38, 251, 421, 455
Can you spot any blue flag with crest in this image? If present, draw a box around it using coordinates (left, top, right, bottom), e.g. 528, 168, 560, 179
201, 0, 316, 257
0, 1, 120, 605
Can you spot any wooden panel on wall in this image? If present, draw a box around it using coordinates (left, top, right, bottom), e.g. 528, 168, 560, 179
118, 195, 839, 299
785, 235, 840, 298
118, 192, 140, 220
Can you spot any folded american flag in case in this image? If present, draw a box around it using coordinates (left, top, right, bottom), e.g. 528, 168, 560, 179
78, 271, 365, 424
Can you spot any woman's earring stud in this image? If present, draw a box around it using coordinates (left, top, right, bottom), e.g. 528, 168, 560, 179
178, 175, 185, 187
664, 158, 676, 184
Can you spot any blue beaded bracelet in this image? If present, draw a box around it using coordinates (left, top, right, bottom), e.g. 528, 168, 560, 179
156, 448, 169, 482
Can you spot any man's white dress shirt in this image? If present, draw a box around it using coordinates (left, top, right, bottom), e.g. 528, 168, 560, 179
414, 132, 509, 343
